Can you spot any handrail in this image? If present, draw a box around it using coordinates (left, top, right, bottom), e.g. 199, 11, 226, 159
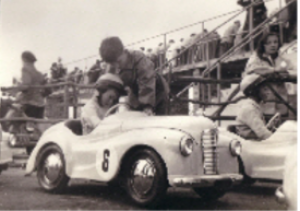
173, 77, 241, 84
0, 117, 64, 123
1, 82, 96, 92
211, 76, 297, 117
202, 0, 296, 76
175, 74, 297, 84
155, 0, 260, 72
61, 8, 245, 67
60, 0, 276, 69
174, 96, 247, 106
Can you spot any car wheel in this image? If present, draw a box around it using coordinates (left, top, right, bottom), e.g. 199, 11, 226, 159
193, 187, 226, 201
123, 148, 168, 207
37, 145, 69, 193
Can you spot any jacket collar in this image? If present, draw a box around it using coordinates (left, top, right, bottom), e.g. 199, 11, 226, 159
262, 53, 275, 66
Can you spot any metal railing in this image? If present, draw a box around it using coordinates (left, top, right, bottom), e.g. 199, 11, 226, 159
169, 0, 296, 121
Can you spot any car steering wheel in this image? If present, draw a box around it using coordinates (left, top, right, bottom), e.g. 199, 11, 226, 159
266, 112, 281, 132
104, 103, 130, 118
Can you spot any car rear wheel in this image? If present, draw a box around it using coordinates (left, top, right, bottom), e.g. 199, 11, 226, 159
193, 187, 226, 201
37, 145, 69, 193
123, 148, 168, 207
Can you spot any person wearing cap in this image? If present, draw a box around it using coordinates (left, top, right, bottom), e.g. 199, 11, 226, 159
13, 51, 46, 118
236, 74, 274, 141
81, 73, 126, 134
244, 32, 295, 118
99, 36, 169, 116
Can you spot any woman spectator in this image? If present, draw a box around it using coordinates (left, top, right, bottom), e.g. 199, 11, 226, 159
244, 32, 294, 117
15, 51, 46, 118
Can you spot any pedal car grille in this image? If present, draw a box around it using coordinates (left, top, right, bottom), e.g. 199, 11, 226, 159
201, 129, 218, 175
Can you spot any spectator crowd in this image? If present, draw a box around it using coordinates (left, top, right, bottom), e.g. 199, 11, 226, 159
41, 0, 296, 86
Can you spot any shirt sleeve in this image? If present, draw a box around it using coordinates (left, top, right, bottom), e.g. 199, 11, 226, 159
135, 53, 156, 108
21, 68, 32, 85
244, 54, 274, 77
81, 100, 102, 131
239, 104, 272, 140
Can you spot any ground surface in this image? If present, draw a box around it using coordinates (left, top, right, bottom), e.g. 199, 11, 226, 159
0, 168, 285, 210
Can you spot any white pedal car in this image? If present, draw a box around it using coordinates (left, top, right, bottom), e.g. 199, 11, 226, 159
224, 120, 297, 182
0, 125, 13, 174
275, 143, 297, 210
26, 107, 243, 206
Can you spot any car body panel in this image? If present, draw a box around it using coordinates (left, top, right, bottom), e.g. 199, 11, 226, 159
0, 126, 13, 171
282, 143, 297, 210
26, 111, 242, 187
234, 121, 297, 180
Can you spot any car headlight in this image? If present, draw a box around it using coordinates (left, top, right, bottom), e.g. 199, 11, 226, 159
230, 140, 242, 156
180, 136, 194, 156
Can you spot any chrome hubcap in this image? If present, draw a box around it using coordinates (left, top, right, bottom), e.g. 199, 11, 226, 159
130, 159, 156, 197
43, 153, 63, 184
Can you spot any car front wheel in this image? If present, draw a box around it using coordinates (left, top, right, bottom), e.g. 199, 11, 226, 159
123, 148, 168, 207
37, 145, 69, 193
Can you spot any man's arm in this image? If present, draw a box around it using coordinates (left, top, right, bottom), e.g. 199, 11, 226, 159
136, 54, 156, 109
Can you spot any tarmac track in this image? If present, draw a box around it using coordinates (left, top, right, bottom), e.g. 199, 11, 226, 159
0, 168, 286, 210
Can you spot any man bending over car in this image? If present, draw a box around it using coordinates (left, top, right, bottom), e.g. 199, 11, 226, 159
99, 36, 169, 116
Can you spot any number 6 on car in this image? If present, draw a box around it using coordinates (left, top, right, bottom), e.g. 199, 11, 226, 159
96, 147, 119, 180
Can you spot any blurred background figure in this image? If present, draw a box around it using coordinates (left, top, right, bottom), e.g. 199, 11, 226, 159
219, 20, 241, 56
208, 31, 221, 59
166, 40, 180, 67
194, 29, 208, 62
146, 48, 158, 68
140, 47, 145, 52
186, 33, 197, 64
12, 51, 46, 119
238, 0, 267, 51
87, 59, 106, 84
156, 42, 165, 68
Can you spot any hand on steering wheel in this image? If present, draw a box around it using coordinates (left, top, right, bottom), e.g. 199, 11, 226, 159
266, 112, 281, 132
104, 103, 130, 118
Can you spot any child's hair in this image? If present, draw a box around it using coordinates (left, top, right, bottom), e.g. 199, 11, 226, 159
96, 85, 119, 107
256, 32, 281, 63
100, 37, 124, 63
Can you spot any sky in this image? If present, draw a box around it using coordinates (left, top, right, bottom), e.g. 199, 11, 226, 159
0, 0, 280, 86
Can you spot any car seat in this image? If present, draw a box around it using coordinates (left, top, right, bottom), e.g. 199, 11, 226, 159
65, 120, 82, 135
227, 125, 237, 134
